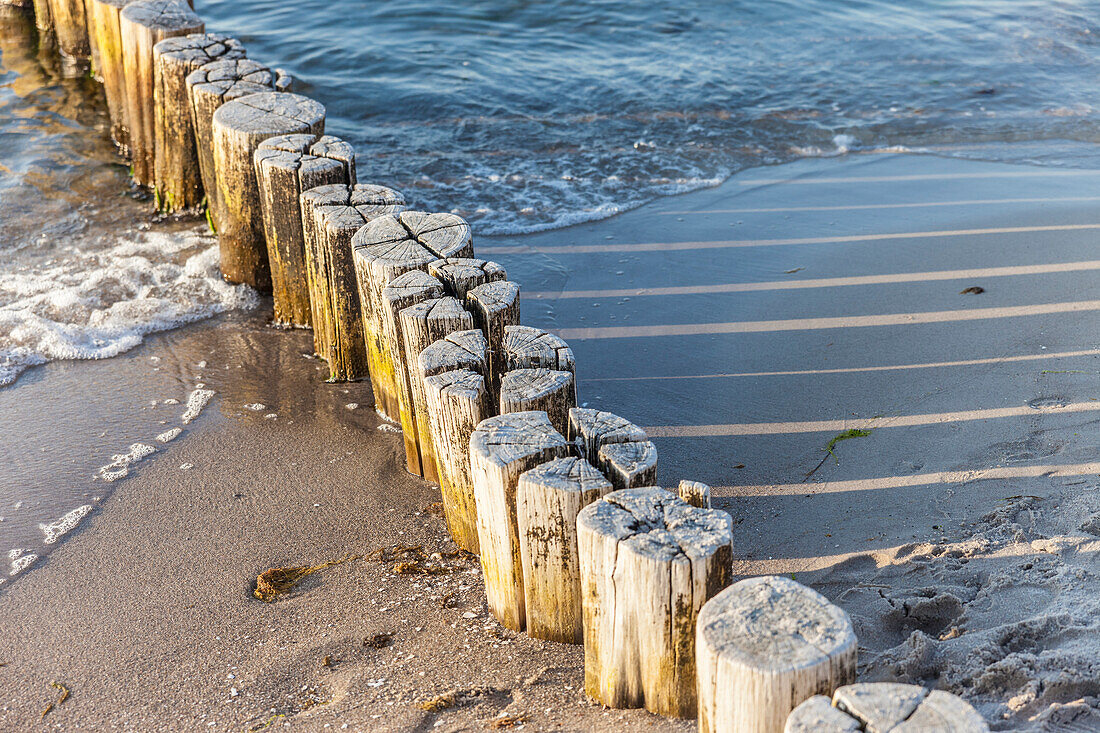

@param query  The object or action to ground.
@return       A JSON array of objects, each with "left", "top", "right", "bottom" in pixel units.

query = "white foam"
[
  {"left": 181, "top": 388, "right": 215, "bottom": 424},
  {"left": 9, "top": 551, "right": 38, "bottom": 576},
  {"left": 97, "top": 442, "right": 155, "bottom": 482},
  {"left": 156, "top": 427, "right": 183, "bottom": 443},
  {"left": 0, "top": 229, "right": 258, "bottom": 387},
  {"left": 40, "top": 504, "right": 92, "bottom": 544}
]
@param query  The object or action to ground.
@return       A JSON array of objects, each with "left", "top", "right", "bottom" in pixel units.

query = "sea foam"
[{"left": 0, "top": 228, "right": 258, "bottom": 387}]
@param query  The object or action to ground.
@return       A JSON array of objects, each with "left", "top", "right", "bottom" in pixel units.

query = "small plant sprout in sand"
[{"left": 806, "top": 428, "right": 873, "bottom": 478}]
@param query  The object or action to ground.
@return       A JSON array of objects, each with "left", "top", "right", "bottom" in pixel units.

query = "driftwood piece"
[
  {"left": 350, "top": 211, "right": 472, "bottom": 421},
  {"left": 47, "top": 0, "right": 88, "bottom": 58},
  {"left": 503, "top": 324, "right": 575, "bottom": 373},
  {"left": 378, "top": 272, "right": 444, "bottom": 472},
  {"left": 398, "top": 296, "right": 473, "bottom": 481},
  {"left": 211, "top": 91, "right": 325, "bottom": 290},
  {"left": 598, "top": 439, "right": 658, "bottom": 490},
  {"left": 86, "top": 0, "right": 135, "bottom": 151},
  {"left": 786, "top": 684, "right": 988, "bottom": 733},
  {"left": 254, "top": 133, "right": 355, "bottom": 327},
  {"left": 697, "top": 575, "right": 857, "bottom": 733},
  {"left": 679, "top": 480, "right": 711, "bottom": 509},
  {"left": 516, "top": 456, "right": 611, "bottom": 644},
  {"left": 186, "top": 58, "right": 278, "bottom": 226},
  {"left": 300, "top": 183, "right": 406, "bottom": 380},
  {"left": 568, "top": 407, "right": 648, "bottom": 463},
  {"left": 470, "top": 411, "right": 570, "bottom": 631},
  {"left": 422, "top": 363, "right": 489, "bottom": 554},
  {"left": 578, "top": 487, "right": 733, "bottom": 718},
  {"left": 152, "top": 33, "right": 245, "bottom": 213},
  {"left": 119, "top": 0, "right": 203, "bottom": 186},
  {"left": 427, "top": 257, "right": 506, "bottom": 302},
  {"left": 467, "top": 279, "right": 520, "bottom": 400},
  {"left": 499, "top": 368, "right": 576, "bottom": 437}
]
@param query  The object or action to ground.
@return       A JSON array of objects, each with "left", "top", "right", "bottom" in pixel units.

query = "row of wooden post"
[{"left": 11, "top": 2, "right": 989, "bottom": 731}]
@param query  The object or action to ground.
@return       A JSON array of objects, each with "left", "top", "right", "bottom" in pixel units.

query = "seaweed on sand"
[{"left": 253, "top": 553, "right": 359, "bottom": 602}]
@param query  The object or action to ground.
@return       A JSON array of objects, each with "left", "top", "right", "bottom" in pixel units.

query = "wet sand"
[{"left": 3, "top": 152, "right": 1100, "bottom": 730}]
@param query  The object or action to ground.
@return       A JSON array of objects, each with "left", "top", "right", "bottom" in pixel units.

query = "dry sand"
[{"left": 4, "top": 151, "right": 1100, "bottom": 731}]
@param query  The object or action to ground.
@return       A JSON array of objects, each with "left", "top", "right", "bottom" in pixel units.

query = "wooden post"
[
  {"left": 422, "top": 360, "right": 489, "bottom": 554},
  {"left": 418, "top": 330, "right": 487, "bottom": 552},
  {"left": 86, "top": 0, "right": 136, "bottom": 154},
  {"left": 679, "top": 479, "right": 711, "bottom": 509},
  {"left": 47, "top": 0, "right": 89, "bottom": 58},
  {"left": 398, "top": 296, "right": 474, "bottom": 481},
  {"left": 799, "top": 684, "right": 988, "bottom": 733},
  {"left": 379, "top": 272, "right": 445, "bottom": 469},
  {"left": 503, "top": 325, "right": 575, "bottom": 373},
  {"left": 568, "top": 407, "right": 648, "bottom": 463},
  {"left": 350, "top": 211, "right": 472, "bottom": 421},
  {"left": 187, "top": 59, "right": 280, "bottom": 228},
  {"left": 299, "top": 183, "right": 406, "bottom": 381},
  {"left": 578, "top": 487, "right": 733, "bottom": 718},
  {"left": 597, "top": 439, "right": 658, "bottom": 490},
  {"left": 32, "top": 0, "right": 51, "bottom": 34},
  {"left": 211, "top": 91, "right": 325, "bottom": 290},
  {"left": 499, "top": 368, "right": 576, "bottom": 437},
  {"left": 152, "top": 33, "right": 245, "bottom": 213},
  {"left": 254, "top": 133, "right": 355, "bottom": 327},
  {"left": 696, "top": 576, "right": 857, "bottom": 733},
  {"left": 469, "top": 411, "right": 570, "bottom": 631},
  {"left": 119, "top": 0, "right": 203, "bottom": 187},
  {"left": 427, "top": 257, "right": 507, "bottom": 302},
  {"left": 516, "top": 456, "right": 610, "bottom": 644},
  {"left": 467, "top": 279, "right": 520, "bottom": 400}
]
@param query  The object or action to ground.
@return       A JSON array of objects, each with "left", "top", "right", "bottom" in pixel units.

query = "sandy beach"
[{"left": 2, "top": 149, "right": 1100, "bottom": 730}]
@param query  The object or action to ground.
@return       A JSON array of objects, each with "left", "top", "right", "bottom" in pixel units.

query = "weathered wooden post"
[
  {"left": 578, "top": 487, "right": 733, "bottom": 718},
  {"left": 470, "top": 411, "right": 570, "bottom": 631},
  {"left": 32, "top": 0, "right": 51, "bottom": 34},
  {"left": 211, "top": 91, "right": 325, "bottom": 290},
  {"left": 679, "top": 479, "right": 712, "bottom": 509},
  {"left": 785, "top": 684, "right": 987, "bottom": 733},
  {"left": 427, "top": 257, "right": 507, "bottom": 302},
  {"left": 254, "top": 133, "right": 355, "bottom": 327},
  {"left": 86, "top": 0, "right": 135, "bottom": 152},
  {"left": 499, "top": 368, "right": 576, "bottom": 436},
  {"left": 503, "top": 325, "right": 576, "bottom": 373},
  {"left": 299, "top": 183, "right": 406, "bottom": 380},
  {"left": 379, "top": 271, "right": 445, "bottom": 468},
  {"left": 119, "top": 0, "right": 203, "bottom": 187},
  {"left": 47, "top": 0, "right": 89, "bottom": 58},
  {"left": 350, "top": 211, "right": 472, "bottom": 420},
  {"left": 419, "top": 330, "right": 488, "bottom": 553},
  {"left": 516, "top": 456, "right": 610, "bottom": 644},
  {"left": 187, "top": 59, "right": 281, "bottom": 226},
  {"left": 467, "top": 279, "right": 520, "bottom": 400},
  {"left": 152, "top": 33, "right": 245, "bottom": 213},
  {"left": 696, "top": 576, "right": 857, "bottom": 733},
  {"left": 598, "top": 439, "right": 658, "bottom": 489},
  {"left": 568, "top": 407, "right": 648, "bottom": 463},
  {"left": 398, "top": 295, "right": 474, "bottom": 480}
]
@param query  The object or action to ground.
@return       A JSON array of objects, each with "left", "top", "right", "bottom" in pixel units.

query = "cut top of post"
[
  {"left": 301, "top": 183, "right": 407, "bottom": 236},
  {"left": 419, "top": 329, "right": 488, "bottom": 377},
  {"left": 522, "top": 456, "right": 610, "bottom": 495},
  {"left": 578, "top": 487, "right": 732, "bottom": 565},
  {"left": 469, "top": 411, "right": 568, "bottom": 469},
  {"left": 212, "top": 92, "right": 325, "bottom": 137},
  {"left": 568, "top": 407, "right": 647, "bottom": 462},
  {"left": 153, "top": 32, "right": 245, "bottom": 69},
  {"left": 186, "top": 58, "right": 278, "bottom": 101},
  {"left": 504, "top": 325, "right": 575, "bottom": 372},
  {"left": 254, "top": 133, "right": 356, "bottom": 184},
  {"left": 697, "top": 575, "right": 856, "bottom": 675},
  {"left": 121, "top": 0, "right": 200, "bottom": 31},
  {"left": 428, "top": 257, "right": 507, "bottom": 301},
  {"left": 352, "top": 211, "right": 473, "bottom": 265}
]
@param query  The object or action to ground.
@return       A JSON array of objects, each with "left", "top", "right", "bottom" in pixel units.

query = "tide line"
[{"left": 558, "top": 299, "right": 1100, "bottom": 340}]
